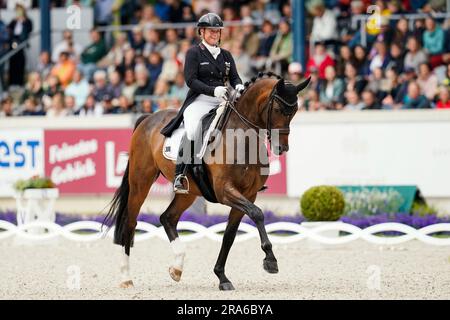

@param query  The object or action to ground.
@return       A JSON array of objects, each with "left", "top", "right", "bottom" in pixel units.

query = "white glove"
[
  {"left": 214, "top": 86, "right": 228, "bottom": 99},
  {"left": 235, "top": 84, "right": 245, "bottom": 97}
]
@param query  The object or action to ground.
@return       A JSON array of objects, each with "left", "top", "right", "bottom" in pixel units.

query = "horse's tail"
[
  {"left": 102, "top": 114, "right": 150, "bottom": 245},
  {"left": 102, "top": 161, "right": 130, "bottom": 245}
]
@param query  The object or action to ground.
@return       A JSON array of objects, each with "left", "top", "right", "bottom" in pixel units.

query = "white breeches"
[{"left": 183, "top": 94, "right": 221, "bottom": 140}]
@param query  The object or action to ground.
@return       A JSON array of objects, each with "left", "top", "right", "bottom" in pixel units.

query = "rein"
[{"left": 226, "top": 82, "right": 297, "bottom": 142}]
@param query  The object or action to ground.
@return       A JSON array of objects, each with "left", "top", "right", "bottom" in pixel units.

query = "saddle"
[{"left": 163, "top": 99, "right": 233, "bottom": 202}]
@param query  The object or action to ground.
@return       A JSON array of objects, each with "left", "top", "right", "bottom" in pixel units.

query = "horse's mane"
[{"left": 236, "top": 71, "right": 283, "bottom": 102}]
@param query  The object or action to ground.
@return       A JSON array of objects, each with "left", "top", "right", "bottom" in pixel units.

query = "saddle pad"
[{"left": 162, "top": 103, "right": 226, "bottom": 161}]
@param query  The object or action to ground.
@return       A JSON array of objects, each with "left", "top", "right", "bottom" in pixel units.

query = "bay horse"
[{"left": 103, "top": 72, "right": 310, "bottom": 290}]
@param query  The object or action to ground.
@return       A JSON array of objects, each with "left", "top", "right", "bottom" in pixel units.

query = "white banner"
[
  {"left": 287, "top": 116, "right": 450, "bottom": 198},
  {"left": 0, "top": 129, "right": 45, "bottom": 196}
]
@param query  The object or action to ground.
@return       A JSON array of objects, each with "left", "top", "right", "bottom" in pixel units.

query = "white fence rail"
[{"left": 1, "top": 220, "right": 450, "bottom": 246}]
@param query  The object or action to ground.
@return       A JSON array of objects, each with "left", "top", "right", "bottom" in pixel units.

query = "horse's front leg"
[
  {"left": 213, "top": 208, "right": 244, "bottom": 290},
  {"left": 221, "top": 186, "right": 278, "bottom": 275}
]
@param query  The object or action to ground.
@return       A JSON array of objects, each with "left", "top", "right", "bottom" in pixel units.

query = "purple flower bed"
[{"left": 1, "top": 210, "right": 450, "bottom": 236}]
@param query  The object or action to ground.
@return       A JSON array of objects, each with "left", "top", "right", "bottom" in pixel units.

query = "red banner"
[{"left": 44, "top": 129, "right": 286, "bottom": 195}]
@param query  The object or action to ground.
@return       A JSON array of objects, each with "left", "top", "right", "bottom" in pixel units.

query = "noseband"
[{"left": 227, "top": 84, "right": 297, "bottom": 142}]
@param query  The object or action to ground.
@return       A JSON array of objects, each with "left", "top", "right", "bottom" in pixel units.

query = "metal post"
[
  {"left": 292, "top": 0, "right": 306, "bottom": 69},
  {"left": 40, "top": 0, "right": 51, "bottom": 54}
]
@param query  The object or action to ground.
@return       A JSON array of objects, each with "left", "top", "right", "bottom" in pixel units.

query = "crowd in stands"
[{"left": 0, "top": 0, "right": 449, "bottom": 118}]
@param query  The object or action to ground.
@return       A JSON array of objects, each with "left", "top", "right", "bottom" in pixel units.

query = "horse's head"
[{"left": 267, "top": 77, "right": 311, "bottom": 155}]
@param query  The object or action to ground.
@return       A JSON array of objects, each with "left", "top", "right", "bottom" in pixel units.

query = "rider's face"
[{"left": 202, "top": 28, "right": 221, "bottom": 46}]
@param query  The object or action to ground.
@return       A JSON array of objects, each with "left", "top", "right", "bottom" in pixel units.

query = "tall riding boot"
[{"left": 173, "top": 134, "right": 191, "bottom": 193}]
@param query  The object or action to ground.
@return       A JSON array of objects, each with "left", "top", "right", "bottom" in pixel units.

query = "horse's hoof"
[
  {"left": 169, "top": 266, "right": 182, "bottom": 282},
  {"left": 219, "top": 282, "right": 235, "bottom": 291},
  {"left": 119, "top": 280, "right": 134, "bottom": 288},
  {"left": 263, "top": 259, "right": 279, "bottom": 274}
]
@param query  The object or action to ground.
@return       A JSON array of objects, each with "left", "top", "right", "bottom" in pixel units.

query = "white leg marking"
[
  {"left": 120, "top": 247, "right": 132, "bottom": 283},
  {"left": 170, "top": 238, "right": 186, "bottom": 271}
]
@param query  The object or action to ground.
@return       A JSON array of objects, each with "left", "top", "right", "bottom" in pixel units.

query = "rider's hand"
[
  {"left": 235, "top": 84, "right": 245, "bottom": 97},
  {"left": 214, "top": 86, "right": 228, "bottom": 99}
]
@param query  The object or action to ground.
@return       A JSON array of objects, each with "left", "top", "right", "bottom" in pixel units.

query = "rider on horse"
[{"left": 160, "top": 13, "right": 245, "bottom": 193}]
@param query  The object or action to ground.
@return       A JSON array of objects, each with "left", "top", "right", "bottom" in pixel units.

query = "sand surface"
[{"left": 1, "top": 237, "right": 449, "bottom": 300}]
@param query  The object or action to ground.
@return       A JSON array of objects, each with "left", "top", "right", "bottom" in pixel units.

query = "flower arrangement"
[
  {"left": 343, "top": 188, "right": 404, "bottom": 216},
  {"left": 13, "top": 176, "right": 56, "bottom": 192}
]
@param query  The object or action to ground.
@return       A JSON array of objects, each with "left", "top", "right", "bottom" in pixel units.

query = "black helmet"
[{"left": 197, "top": 13, "right": 224, "bottom": 33}]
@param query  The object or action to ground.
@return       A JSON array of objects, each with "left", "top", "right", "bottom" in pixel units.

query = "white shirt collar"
[{"left": 202, "top": 40, "right": 221, "bottom": 59}]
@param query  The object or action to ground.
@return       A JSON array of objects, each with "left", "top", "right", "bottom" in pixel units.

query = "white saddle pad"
[{"left": 163, "top": 104, "right": 226, "bottom": 161}]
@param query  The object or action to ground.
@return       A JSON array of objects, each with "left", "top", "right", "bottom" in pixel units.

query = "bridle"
[{"left": 226, "top": 83, "right": 298, "bottom": 142}]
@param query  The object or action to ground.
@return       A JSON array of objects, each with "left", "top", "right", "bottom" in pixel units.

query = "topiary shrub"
[
  {"left": 300, "top": 185, "right": 345, "bottom": 221},
  {"left": 13, "top": 176, "right": 55, "bottom": 192}
]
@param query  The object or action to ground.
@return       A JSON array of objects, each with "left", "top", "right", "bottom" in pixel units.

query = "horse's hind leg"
[
  {"left": 160, "top": 193, "right": 197, "bottom": 282},
  {"left": 120, "top": 156, "right": 159, "bottom": 288},
  {"left": 213, "top": 208, "right": 244, "bottom": 291}
]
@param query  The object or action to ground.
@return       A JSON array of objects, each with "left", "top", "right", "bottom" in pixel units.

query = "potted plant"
[
  {"left": 300, "top": 185, "right": 345, "bottom": 248},
  {"left": 13, "top": 176, "right": 59, "bottom": 234}
]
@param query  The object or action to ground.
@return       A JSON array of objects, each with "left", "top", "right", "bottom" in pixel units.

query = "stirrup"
[{"left": 173, "top": 174, "right": 189, "bottom": 194}]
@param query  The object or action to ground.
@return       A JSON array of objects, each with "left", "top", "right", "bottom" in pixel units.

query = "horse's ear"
[
  {"left": 275, "top": 79, "right": 285, "bottom": 92},
  {"left": 296, "top": 77, "right": 311, "bottom": 92}
]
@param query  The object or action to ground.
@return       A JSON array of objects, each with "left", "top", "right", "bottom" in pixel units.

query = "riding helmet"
[{"left": 197, "top": 13, "right": 224, "bottom": 34}]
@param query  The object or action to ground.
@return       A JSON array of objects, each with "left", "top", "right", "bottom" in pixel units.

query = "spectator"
[
  {"left": 366, "top": 67, "right": 386, "bottom": 101},
  {"left": 134, "top": 64, "right": 153, "bottom": 98},
  {"left": 436, "top": 86, "right": 450, "bottom": 109},
  {"left": 46, "top": 92, "right": 69, "bottom": 117},
  {"left": 97, "top": 32, "right": 130, "bottom": 70},
  {"left": 369, "top": 41, "right": 391, "bottom": 73},
  {"left": 252, "top": 19, "right": 276, "bottom": 72},
  {"left": 351, "top": 45, "right": 370, "bottom": 77},
  {"left": 130, "top": 26, "right": 146, "bottom": 56},
  {"left": 7, "top": 4, "right": 33, "bottom": 87},
  {"left": 159, "top": 46, "right": 180, "bottom": 82},
  {"left": 392, "top": 18, "right": 412, "bottom": 51},
  {"left": 231, "top": 41, "right": 253, "bottom": 83},
  {"left": 121, "top": 68, "right": 137, "bottom": 103},
  {"left": 306, "top": 41, "right": 335, "bottom": 80},
  {"left": 64, "top": 95, "right": 77, "bottom": 115},
  {"left": 160, "top": 28, "right": 179, "bottom": 61},
  {"left": 309, "top": 1, "right": 338, "bottom": 45},
  {"left": 0, "top": 96, "right": 15, "bottom": 116},
  {"left": 140, "top": 4, "right": 161, "bottom": 28},
  {"left": 387, "top": 42, "right": 405, "bottom": 74},
  {"left": 344, "top": 62, "right": 367, "bottom": 95},
  {"left": 344, "top": 90, "right": 364, "bottom": 111},
  {"left": 51, "top": 52, "right": 76, "bottom": 88},
  {"left": 147, "top": 51, "right": 163, "bottom": 84},
  {"left": 21, "top": 72, "right": 44, "bottom": 103},
  {"left": 404, "top": 36, "right": 428, "bottom": 73},
  {"left": 268, "top": 19, "right": 292, "bottom": 76},
  {"left": 77, "top": 94, "right": 103, "bottom": 116},
  {"left": 79, "top": 28, "right": 107, "bottom": 80},
  {"left": 116, "top": 95, "right": 134, "bottom": 113},
  {"left": 117, "top": 48, "right": 136, "bottom": 77},
  {"left": 52, "top": 29, "right": 83, "bottom": 63},
  {"left": 21, "top": 97, "right": 45, "bottom": 116},
  {"left": 65, "top": 69, "right": 90, "bottom": 112},
  {"left": 36, "top": 51, "right": 53, "bottom": 80},
  {"left": 403, "top": 81, "right": 431, "bottom": 109},
  {"left": 143, "top": 29, "right": 166, "bottom": 57},
  {"left": 423, "top": 15, "right": 445, "bottom": 68},
  {"left": 169, "top": 71, "right": 188, "bottom": 102},
  {"left": 319, "top": 65, "right": 345, "bottom": 110},
  {"left": 303, "top": 89, "right": 324, "bottom": 112},
  {"left": 94, "top": 0, "right": 114, "bottom": 27},
  {"left": 361, "top": 90, "right": 382, "bottom": 110},
  {"left": 92, "top": 70, "right": 114, "bottom": 102},
  {"left": 240, "top": 17, "right": 259, "bottom": 58},
  {"left": 108, "top": 70, "right": 123, "bottom": 101},
  {"left": 393, "top": 67, "right": 417, "bottom": 105},
  {"left": 417, "top": 62, "right": 438, "bottom": 100},
  {"left": 336, "top": 45, "right": 352, "bottom": 78}
]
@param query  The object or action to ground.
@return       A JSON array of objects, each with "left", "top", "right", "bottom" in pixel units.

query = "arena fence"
[{"left": 1, "top": 220, "right": 450, "bottom": 246}]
